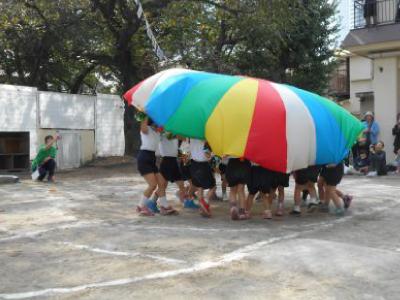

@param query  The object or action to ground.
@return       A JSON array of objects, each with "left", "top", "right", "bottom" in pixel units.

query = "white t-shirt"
[
  {"left": 140, "top": 127, "right": 160, "bottom": 151},
  {"left": 190, "top": 139, "right": 208, "bottom": 162},
  {"left": 159, "top": 136, "right": 178, "bottom": 157}
]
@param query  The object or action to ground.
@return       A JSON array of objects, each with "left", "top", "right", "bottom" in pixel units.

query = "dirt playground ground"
[{"left": 1, "top": 157, "right": 400, "bottom": 299}]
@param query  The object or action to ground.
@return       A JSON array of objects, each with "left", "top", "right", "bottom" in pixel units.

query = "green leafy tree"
[{"left": 1, "top": 0, "right": 339, "bottom": 153}]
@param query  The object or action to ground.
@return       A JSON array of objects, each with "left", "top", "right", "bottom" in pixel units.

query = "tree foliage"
[{"left": 0, "top": 0, "right": 339, "bottom": 153}]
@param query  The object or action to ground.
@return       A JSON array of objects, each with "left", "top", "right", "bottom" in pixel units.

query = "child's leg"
[
  {"left": 198, "top": 186, "right": 212, "bottom": 217},
  {"left": 206, "top": 186, "right": 217, "bottom": 202},
  {"left": 306, "top": 181, "right": 319, "bottom": 212},
  {"left": 229, "top": 185, "right": 239, "bottom": 220},
  {"left": 307, "top": 182, "right": 318, "bottom": 200},
  {"left": 237, "top": 184, "right": 246, "bottom": 210},
  {"left": 262, "top": 192, "right": 272, "bottom": 210},
  {"left": 137, "top": 173, "right": 158, "bottom": 216},
  {"left": 261, "top": 193, "right": 273, "bottom": 219},
  {"left": 274, "top": 186, "right": 284, "bottom": 216},
  {"left": 237, "top": 184, "right": 249, "bottom": 219},
  {"left": 221, "top": 174, "right": 227, "bottom": 198},
  {"left": 246, "top": 193, "right": 255, "bottom": 212},
  {"left": 176, "top": 180, "right": 186, "bottom": 202},
  {"left": 317, "top": 177, "right": 326, "bottom": 203},
  {"left": 335, "top": 188, "right": 344, "bottom": 199},
  {"left": 278, "top": 186, "right": 285, "bottom": 204},
  {"left": 155, "top": 173, "right": 178, "bottom": 214},
  {"left": 197, "top": 187, "right": 204, "bottom": 200},
  {"left": 188, "top": 180, "right": 196, "bottom": 198},
  {"left": 143, "top": 173, "right": 158, "bottom": 200},
  {"left": 326, "top": 185, "right": 344, "bottom": 215},
  {"left": 156, "top": 173, "right": 168, "bottom": 201},
  {"left": 229, "top": 185, "right": 238, "bottom": 206},
  {"left": 292, "top": 184, "right": 304, "bottom": 213}
]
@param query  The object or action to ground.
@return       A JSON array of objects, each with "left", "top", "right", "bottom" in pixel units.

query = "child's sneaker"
[
  {"left": 159, "top": 205, "right": 179, "bottom": 216},
  {"left": 262, "top": 210, "right": 272, "bottom": 219},
  {"left": 366, "top": 171, "right": 377, "bottom": 177},
  {"left": 334, "top": 207, "right": 345, "bottom": 217},
  {"left": 275, "top": 207, "right": 284, "bottom": 217},
  {"left": 290, "top": 209, "right": 301, "bottom": 216},
  {"left": 343, "top": 195, "right": 353, "bottom": 210},
  {"left": 199, "top": 198, "right": 211, "bottom": 218},
  {"left": 238, "top": 208, "right": 250, "bottom": 220},
  {"left": 146, "top": 200, "right": 160, "bottom": 214},
  {"left": 184, "top": 199, "right": 200, "bottom": 209},
  {"left": 307, "top": 198, "right": 319, "bottom": 213},
  {"left": 136, "top": 205, "right": 155, "bottom": 217}
]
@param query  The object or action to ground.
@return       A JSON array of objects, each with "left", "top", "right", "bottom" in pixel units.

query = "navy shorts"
[
  {"left": 271, "top": 172, "right": 290, "bottom": 189},
  {"left": 179, "top": 160, "right": 191, "bottom": 181},
  {"left": 320, "top": 163, "right": 344, "bottom": 186},
  {"left": 160, "top": 157, "right": 182, "bottom": 182},
  {"left": 190, "top": 160, "right": 216, "bottom": 189},
  {"left": 226, "top": 158, "right": 251, "bottom": 187},
  {"left": 247, "top": 166, "right": 273, "bottom": 195},
  {"left": 137, "top": 150, "right": 158, "bottom": 176},
  {"left": 294, "top": 166, "right": 321, "bottom": 185}
]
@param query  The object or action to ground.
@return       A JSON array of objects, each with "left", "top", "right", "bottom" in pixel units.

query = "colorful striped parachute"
[{"left": 124, "top": 69, "right": 364, "bottom": 173}]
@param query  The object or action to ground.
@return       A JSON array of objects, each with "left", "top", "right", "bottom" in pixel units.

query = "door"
[
  {"left": 56, "top": 131, "right": 81, "bottom": 170},
  {"left": 95, "top": 94, "right": 125, "bottom": 157}
]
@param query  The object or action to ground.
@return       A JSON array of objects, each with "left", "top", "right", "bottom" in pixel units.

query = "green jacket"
[{"left": 31, "top": 144, "right": 57, "bottom": 171}]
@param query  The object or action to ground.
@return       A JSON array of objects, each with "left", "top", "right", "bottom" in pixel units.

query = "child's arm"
[{"left": 44, "top": 134, "right": 60, "bottom": 150}]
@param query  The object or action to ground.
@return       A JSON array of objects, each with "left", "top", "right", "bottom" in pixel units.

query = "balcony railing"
[{"left": 354, "top": 0, "right": 400, "bottom": 29}]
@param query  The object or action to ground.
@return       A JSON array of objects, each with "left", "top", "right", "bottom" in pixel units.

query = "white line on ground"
[
  {"left": 0, "top": 233, "right": 298, "bottom": 300},
  {"left": 0, "top": 209, "right": 376, "bottom": 300},
  {"left": 0, "top": 204, "right": 397, "bottom": 299},
  {"left": 60, "top": 242, "right": 186, "bottom": 265},
  {"left": 0, "top": 221, "right": 102, "bottom": 243}
]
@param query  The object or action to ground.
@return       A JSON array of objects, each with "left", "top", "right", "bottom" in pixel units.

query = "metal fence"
[{"left": 354, "top": 0, "right": 400, "bottom": 28}]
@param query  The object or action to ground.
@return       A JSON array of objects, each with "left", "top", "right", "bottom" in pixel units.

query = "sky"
[{"left": 336, "top": 0, "right": 350, "bottom": 43}]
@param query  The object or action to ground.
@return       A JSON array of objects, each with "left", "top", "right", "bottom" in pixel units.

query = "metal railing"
[{"left": 354, "top": 0, "right": 400, "bottom": 28}]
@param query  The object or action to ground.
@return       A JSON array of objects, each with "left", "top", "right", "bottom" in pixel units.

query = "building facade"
[
  {"left": 0, "top": 84, "right": 125, "bottom": 172},
  {"left": 343, "top": 0, "right": 400, "bottom": 161}
]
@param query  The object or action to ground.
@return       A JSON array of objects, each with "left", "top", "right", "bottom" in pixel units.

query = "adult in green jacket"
[{"left": 32, "top": 135, "right": 59, "bottom": 182}]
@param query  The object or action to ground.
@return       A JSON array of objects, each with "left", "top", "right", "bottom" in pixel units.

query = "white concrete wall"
[
  {"left": 38, "top": 129, "right": 95, "bottom": 170},
  {"left": 38, "top": 92, "right": 95, "bottom": 130},
  {"left": 1, "top": 84, "right": 125, "bottom": 166},
  {"left": 349, "top": 80, "right": 374, "bottom": 113},
  {"left": 348, "top": 57, "right": 374, "bottom": 114},
  {"left": 0, "top": 84, "right": 38, "bottom": 159},
  {"left": 350, "top": 57, "right": 373, "bottom": 81},
  {"left": 373, "top": 57, "right": 399, "bottom": 162},
  {"left": 95, "top": 94, "right": 125, "bottom": 157}
]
